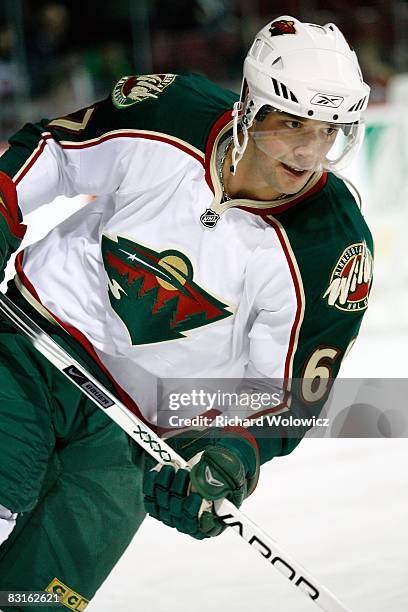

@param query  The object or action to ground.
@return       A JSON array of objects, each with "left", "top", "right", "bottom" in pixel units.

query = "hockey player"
[{"left": 0, "top": 16, "right": 372, "bottom": 609}]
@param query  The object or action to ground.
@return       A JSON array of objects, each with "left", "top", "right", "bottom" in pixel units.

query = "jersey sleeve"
[
  {"left": 0, "top": 96, "right": 148, "bottom": 278},
  {"left": 0, "top": 72, "right": 236, "bottom": 216},
  {"left": 234, "top": 203, "right": 374, "bottom": 465},
  {"left": 0, "top": 99, "right": 149, "bottom": 216}
]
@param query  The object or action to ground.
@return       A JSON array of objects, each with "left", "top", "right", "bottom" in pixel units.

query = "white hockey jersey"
[{"left": 0, "top": 74, "right": 373, "bottom": 461}]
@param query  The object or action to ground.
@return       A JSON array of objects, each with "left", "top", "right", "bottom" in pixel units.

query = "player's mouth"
[{"left": 280, "top": 162, "right": 309, "bottom": 178}]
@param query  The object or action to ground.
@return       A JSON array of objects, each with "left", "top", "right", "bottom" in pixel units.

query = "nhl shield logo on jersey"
[
  {"left": 323, "top": 242, "right": 373, "bottom": 312},
  {"left": 112, "top": 74, "right": 176, "bottom": 108},
  {"left": 200, "top": 208, "right": 220, "bottom": 228},
  {"left": 269, "top": 20, "right": 297, "bottom": 37},
  {"left": 101, "top": 235, "right": 232, "bottom": 344}
]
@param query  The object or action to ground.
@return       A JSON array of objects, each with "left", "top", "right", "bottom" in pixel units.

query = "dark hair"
[{"left": 255, "top": 104, "right": 274, "bottom": 122}]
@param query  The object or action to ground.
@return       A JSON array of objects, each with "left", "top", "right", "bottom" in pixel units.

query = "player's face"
[{"left": 248, "top": 112, "right": 339, "bottom": 194}]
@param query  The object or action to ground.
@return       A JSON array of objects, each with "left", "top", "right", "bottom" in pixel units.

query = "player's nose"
[{"left": 292, "top": 134, "right": 324, "bottom": 169}]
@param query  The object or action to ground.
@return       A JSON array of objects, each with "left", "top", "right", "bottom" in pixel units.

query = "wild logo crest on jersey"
[
  {"left": 323, "top": 242, "right": 373, "bottom": 312},
  {"left": 101, "top": 235, "right": 232, "bottom": 345},
  {"left": 269, "top": 20, "right": 296, "bottom": 37},
  {"left": 112, "top": 74, "right": 176, "bottom": 108}
]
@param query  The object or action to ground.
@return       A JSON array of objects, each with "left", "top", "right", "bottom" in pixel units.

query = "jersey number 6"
[{"left": 301, "top": 346, "right": 341, "bottom": 403}]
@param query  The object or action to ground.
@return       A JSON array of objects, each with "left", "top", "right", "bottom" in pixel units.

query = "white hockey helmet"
[{"left": 232, "top": 16, "right": 371, "bottom": 173}]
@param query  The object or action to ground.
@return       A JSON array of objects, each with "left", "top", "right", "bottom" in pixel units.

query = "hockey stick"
[{"left": 0, "top": 292, "right": 351, "bottom": 612}]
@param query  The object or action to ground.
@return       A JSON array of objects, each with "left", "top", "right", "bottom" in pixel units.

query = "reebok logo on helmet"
[{"left": 310, "top": 94, "right": 344, "bottom": 108}]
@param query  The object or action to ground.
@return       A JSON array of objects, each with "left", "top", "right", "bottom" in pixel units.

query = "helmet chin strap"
[{"left": 231, "top": 101, "right": 248, "bottom": 175}]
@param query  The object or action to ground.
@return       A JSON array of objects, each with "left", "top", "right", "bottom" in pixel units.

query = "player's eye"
[
  {"left": 284, "top": 120, "right": 303, "bottom": 129},
  {"left": 324, "top": 126, "right": 339, "bottom": 136}
]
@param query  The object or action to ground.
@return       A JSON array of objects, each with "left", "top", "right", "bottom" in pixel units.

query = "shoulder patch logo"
[
  {"left": 323, "top": 242, "right": 373, "bottom": 312},
  {"left": 112, "top": 74, "right": 176, "bottom": 108},
  {"left": 101, "top": 235, "right": 233, "bottom": 345},
  {"left": 269, "top": 20, "right": 296, "bottom": 37}
]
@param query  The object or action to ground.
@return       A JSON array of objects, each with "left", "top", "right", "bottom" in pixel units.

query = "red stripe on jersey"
[
  {"left": 42, "top": 131, "right": 206, "bottom": 166},
  {"left": 0, "top": 171, "right": 27, "bottom": 239},
  {"left": 15, "top": 252, "right": 42, "bottom": 300},
  {"left": 263, "top": 218, "right": 304, "bottom": 385},
  {"left": 204, "top": 111, "right": 233, "bottom": 192},
  {"left": 14, "top": 139, "right": 47, "bottom": 186},
  {"left": 14, "top": 256, "right": 150, "bottom": 429}
]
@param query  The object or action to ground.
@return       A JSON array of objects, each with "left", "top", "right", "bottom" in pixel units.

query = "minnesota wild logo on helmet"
[
  {"left": 269, "top": 20, "right": 296, "bottom": 36},
  {"left": 101, "top": 235, "right": 232, "bottom": 345}
]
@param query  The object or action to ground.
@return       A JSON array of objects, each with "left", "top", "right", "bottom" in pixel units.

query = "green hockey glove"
[{"left": 143, "top": 429, "right": 260, "bottom": 540}]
